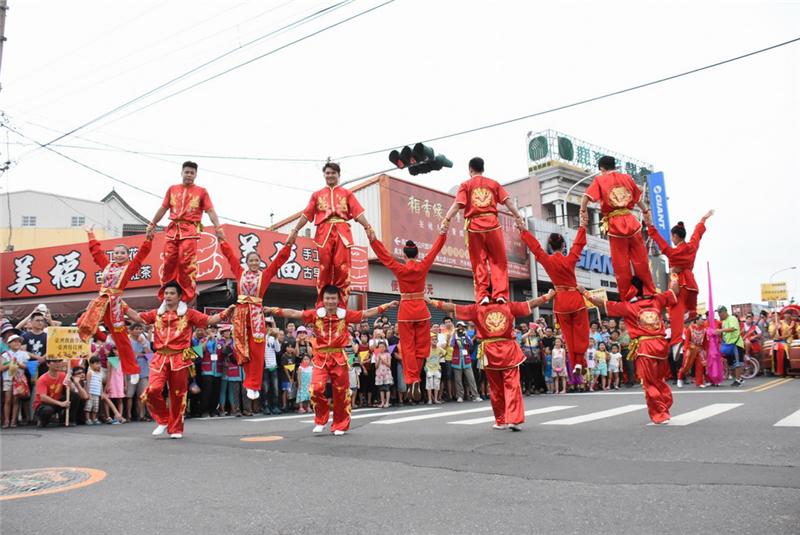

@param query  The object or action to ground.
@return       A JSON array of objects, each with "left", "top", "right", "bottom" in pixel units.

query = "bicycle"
[{"left": 741, "top": 354, "right": 760, "bottom": 380}]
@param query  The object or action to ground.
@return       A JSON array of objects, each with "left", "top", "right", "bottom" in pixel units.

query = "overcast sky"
[{"left": 2, "top": 0, "right": 798, "bottom": 307}]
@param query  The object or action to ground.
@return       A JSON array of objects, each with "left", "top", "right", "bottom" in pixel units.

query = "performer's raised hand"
[
  {"left": 514, "top": 216, "right": 526, "bottom": 232},
  {"left": 366, "top": 227, "right": 377, "bottom": 242},
  {"left": 82, "top": 224, "right": 95, "bottom": 234},
  {"left": 642, "top": 209, "right": 653, "bottom": 226},
  {"left": 215, "top": 226, "right": 226, "bottom": 240},
  {"left": 545, "top": 288, "right": 556, "bottom": 300},
  {"left": 286, "top": 231, "right": 297, "bottom": 246},
  {"left": 438, "top": 217, "right": 450, "bottom": 234},
  {"left": 702, "top": 209, "right": 714, "bottom": 222},
  {"left": 145, "top": 225, "right": 155, "bottom": 240},
  {"left": 386, "top": 300, "right": 399, "bottom": 309},
  {"left": 579, "top": 210, "right": 589, "bottom": 228}
]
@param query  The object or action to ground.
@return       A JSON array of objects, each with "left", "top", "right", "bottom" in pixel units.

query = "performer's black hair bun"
[
  {"left": 677, "top": 221, "right": 685, "bottom": 228},
  {"left": 405, "top": 240, "right": 416, "bottom": 247}
]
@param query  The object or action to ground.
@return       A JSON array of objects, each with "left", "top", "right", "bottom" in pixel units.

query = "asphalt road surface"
[{"left": 2, "top": 376, "right": 798, "bottom": 535}]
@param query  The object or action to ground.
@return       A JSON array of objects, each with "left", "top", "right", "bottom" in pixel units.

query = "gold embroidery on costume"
[
  {"left": 187, "top": 195, "right": 200, "bottom": 211},
  {"left": 637, "top": 310, "right": 661, "bottom": 331},
  {"left": 485, "top": 311, "right": 508, "bottom": 334},
  {"left": 317, "top": 195, "right": 330, "bottom": 212},
  {"left": 471, "top": 187, "right": 493, "bottom": 208},
  {"left": 608, "top": 186, "right": 632, "bottom": 208}
]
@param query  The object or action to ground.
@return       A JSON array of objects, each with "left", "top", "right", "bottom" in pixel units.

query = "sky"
[{"left": 1, "top": 0, "right": 798, "bottom": 307}]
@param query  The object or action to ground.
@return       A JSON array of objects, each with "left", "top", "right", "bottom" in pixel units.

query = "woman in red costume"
[
  {"left": 219, "top": 234, "right": 294, "bottom": 400},
  {"left": 369, "top": 222, "right": 449, "bottom": 399}
]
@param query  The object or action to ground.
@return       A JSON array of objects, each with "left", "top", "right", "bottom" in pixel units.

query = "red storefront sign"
[
  {"left": 1, "top": 224, "right": 368, "bottom": 299},
  {"left": 384, "top": 180, "right": 528, "bottom": 278}
]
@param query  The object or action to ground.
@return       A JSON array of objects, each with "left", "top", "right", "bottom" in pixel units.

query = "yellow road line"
[
  {"left": 753, "top": 378, "right": 793, "bottom": 393},
  {"left": 743, "top": 377, "right": 785, "bottom": 392}
]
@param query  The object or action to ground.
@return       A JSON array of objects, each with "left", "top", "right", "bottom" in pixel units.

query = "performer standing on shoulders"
[
  {"left": 369, "top": 220, "right": 449, "bottom": 400},
  {"left": 519, "top": 217, "right": 589, "bottom": 371},
  {"left": 441, "top": 157, "right": 526, "bottom": 305},
  {"left": 125, "top": 281, "right": 233, "bottom": 439},
  {"left": 427, "top": 290, "right": 554, "bottom": 431},
  {"left": 77, "top": 224, "right": 153, "bottom": 385},
  {"left": 267, "top": 286, "right": 397, "bottom": 435},
  {"left": 146, "top": 161, "right": 224, "bottom": 303},
  {"left": 580, "top": 156, "right": 655, "bottom": 301},
  {"left": 288, "top": 162, "right": 374, "bottom": 307},
  {"left": 583, "top": 276, "right": 680, "bottom": 424},
  {"left": 645, "top": 210, "right": 713, "bottom": 351},
  {"left": 219, "top": 233, "right": 295, "bottom": 401}
]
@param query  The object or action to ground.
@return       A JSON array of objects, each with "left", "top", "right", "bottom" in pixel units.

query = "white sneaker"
[
  {"left": 456, "top": 397, "right": 463, "bottom": 403},
  {"left": 333, "top": 430, "right": 346, "bottom": 436},
  {"left": 698, "top": 383, "right": 707, "bottom": 389},
  {"left": 170, "top": 433, "right": 183, "bottom": 439},
  {"left": 508, "top": 424, "right": 522, "bottom": 432},
  {"left": 152, "top": 424, "right": 168, "bottom": 436},
  {"left": 472, "top": 397, "right": 482, "bottom": 403},
  {"left": 479, "top": 296, "right": 490, "bottom": 305},
  {"left": 676, "top": 379, "right": 683, "bottom": 388},
  {"left": 312, "top": 424, "right": 325, "bottom": 433},
  {"left": 246, "top": 389, "right": 260, "bottom": 400},
  {"left": 129, "top": 374, "right": 140, "bottom": 385},
  {"left": 492, "top": 423, "right": 508, "bottom": 430}
]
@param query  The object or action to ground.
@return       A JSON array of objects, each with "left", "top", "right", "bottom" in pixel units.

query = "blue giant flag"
[{"left": 646, "top": 172, "right": 671, "bottom": 243}]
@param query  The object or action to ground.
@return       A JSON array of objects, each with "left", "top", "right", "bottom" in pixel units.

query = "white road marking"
[
  {"left": 448, "top": 405, "right": 576, "bottom": 425},
  {"left": 247, "top": 408, "right": 378, "bottom": 423},
  {"left": 651, "top": 403, "right": 743, "bottom": 426},
  {"left": 541, "top": 404, "right": 646, "bottom": 425},
  {"left": 774, "top": 408, "right": 800, "bottom": 427},
  {"left": 299, "top": 407, "right": 438, "bottom": 423},
  {"left": 372, "top": 406, "right": 493, "bottom": 424}
]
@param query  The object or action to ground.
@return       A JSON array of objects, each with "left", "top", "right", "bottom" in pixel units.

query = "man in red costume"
[
  {"left": 583, "top": 276, "right": 680, "bottom": 424},
  {"left": 268, "top": 286, "right": 397, "bottom": 435},
  {"left": 442, "top": 157, "right": 526, "bottom": 305},
  {"left": 427, "top": 290, "right": 554, "bottom": 430},
  {"left": 77, "top": 225, "right": 153, "bottom": 384},
  {"left": 288, "top": 162, "right": 374, "bottom": 306},
  {"left": 219, "top": 233, "right": 294, "bottom": 400},
  {"left": 680, "top": 315, "right": 708, "bottom": 388},
  {"left": 147, "top": 161, "right": 224, "bottom": 303},
  {"left": 369, "top": 223, "right": 449, "bottom": 400},
  {"left": 519, "top": 220, "right": 589, "bottom": 370},
  {"left": 580, "top": 156, "right": 655, "bottom": 301},
  {"left": 645, "top": 209, "right": 713, "bottom": 348},
  {"left": 125, "top": 281, "right": 233, "bottom": 439}
]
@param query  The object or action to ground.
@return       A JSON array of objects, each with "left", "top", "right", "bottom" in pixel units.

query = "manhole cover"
[{"left": 0, "top": 467, "right": 106, "bottom": 501}]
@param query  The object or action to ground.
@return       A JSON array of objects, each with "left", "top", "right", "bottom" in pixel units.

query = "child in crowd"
[
  {"left": 281, "top": 344, "right": 297, "bottom": 412},
  {"left": 426, "top": 334, "right": 444, "bottom": 404},
  {"left": 2, "top": 334, "right": 30, "bottom": 428},
  {"left": 609, "top": 343, "right": 622, "bottom": 389},
  {"left": 543, "top": 346, "right": 553, "bottom": 394},
  {"left": 373, "top": 340, "right": 394, "bottom": 408},
  {"left": 296, "top": 355, "right": 312, "bottom": 413},
  {"left": 348, "top": 342, "right": 361, "bottom": 410},
  {"left": 357, "top": 333, "right": 373, "bottom": 408},
  {"left": 551, "top": 337, "right": 567, "bottom": 394},
  {"left": 85, "top": 356, "right": 103, "bottom": 424},
  {"left": 591, "top": 342, "right": 609, "bottom": 391},
  {"left": 219, "top": 335, "right": 242, "bottom": 416}
]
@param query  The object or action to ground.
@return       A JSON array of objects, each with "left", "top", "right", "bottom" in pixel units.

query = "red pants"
[
  {"left": 668, "top": 288, "right": 698, "bottom": 345},
  {"left": 161, "top": 238, "right": 198, "bottom": 302},
  {"left": 678, "top": 345, "right": 704, "bottom": 384},
  {"left": 317, "top": 232, "right": 351, "bottom": 306},
  {"left": 485, "top": 366, "right": 524, "bottom": 425},
  {"left": 608, "top": 234, "right": 655, "bottom": 300},
  {"left": 144, "top": 361, "right": 189, "bottom": 434},
  {"left": 398, "top": 320, "right": 430, "bottom": 385},
  {"left": 772, "top": 343, "right": 788, "bottom": 376},
  {"left": 557, "top": 309, "right": 589, "bottom": 368},
  {"left": 637, "top": 357, "right": 673, "bottom": 424},
  {"left": 310, "top": 358, "right": 351, "bottom": 432},
  {"left": 240, "top": 339, "right": 265, "bottom": 392},
  {"left": 467, "top": 227, "right": 508, "bottom": 302}
]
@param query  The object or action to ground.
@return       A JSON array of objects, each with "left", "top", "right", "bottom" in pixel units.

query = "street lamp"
[{"left": 770, "top": 266, "right": 797, "bottom": 283}]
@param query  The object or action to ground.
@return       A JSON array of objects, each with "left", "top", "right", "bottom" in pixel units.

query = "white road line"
[
  {"left": 247, "top": 408, "right": 379, "bottom": 423},
  {"left": 541, "top": 404, "right": 646, "bottom": 425},
  {"left": 774, "top": 408, "right": 800, "bottom": 427},
  {"left": 652, "top": 403, "right": 743, "bottom": 426},
  {"left": 558, "top": 389, "right": 751, "bottom": 396},
  {"left": 448, "top": 405, "right": 576, "bottom": 425},
  {"left": 372, "top": 406, "right": 493, "bottom": 424},
  {"left": 299, "top": 407, "right": 438, "bottom": 423}
]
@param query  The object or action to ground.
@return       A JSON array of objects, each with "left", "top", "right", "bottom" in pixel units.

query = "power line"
[
  {"left": 35, "top": 0, "right": 358, "bottom": 151},
  {"left": 332, "top": 35, "right": 800, "bottom": 160}
]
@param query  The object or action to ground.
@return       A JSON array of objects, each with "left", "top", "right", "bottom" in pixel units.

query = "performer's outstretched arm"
[
  {"left": 124, "top": 307, "right": 146, "bottom": 325},
  {"left": 147, "top": 205, "right": 169, "bottom": 233},
  {"left": 502, "top": 198, "right": 526, "bottom": 229},
  {"left": 361, "top": 301, "right": 398, "bottom": 319},
  {"left": 354, "top": 213, "right": 376, "bottom": 241},
  {"left": 205, "top": 305, "right": 235, "bottom": 325},
  {"left": 219, "top": 239, "right": 245, "bottom": 278},
  {"left": 287, "top": 214, "right": 309, "bottom": 244},
  {"left": 84, "top": 226, "right": 109, "bottom": 268},
  {"left": 441, "top": 201, "right": 463, "bottom": 226},
  {"left": 267, "top": 307, "right": 305, "bottom": 320},
  {"left": 419, "top": 229, "right": 448, "bottom": 271},
  {"left": 206, "top": 207, "right": 225, "bottom": 239},
  {"left": 425, "top": 297, "right": 456, "bottom": 315},
  {"left": 527, "top": 289, "right": 554, "bottom": 309},
  {"left": 370, "top": 237, "right": 403, "bottom": 272}
]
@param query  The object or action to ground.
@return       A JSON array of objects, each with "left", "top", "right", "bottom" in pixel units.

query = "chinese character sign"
[{"left": 46, "top": 327, "right": 91, "bottom": 360}]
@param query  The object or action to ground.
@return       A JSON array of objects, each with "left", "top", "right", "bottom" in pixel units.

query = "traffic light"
[{"left": 388, "top": 143, "right": 453, "bottom": 175}]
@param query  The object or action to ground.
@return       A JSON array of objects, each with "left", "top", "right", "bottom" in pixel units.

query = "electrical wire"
[{"left": 331, "top": 35, "right": 800, "bottom": 160}]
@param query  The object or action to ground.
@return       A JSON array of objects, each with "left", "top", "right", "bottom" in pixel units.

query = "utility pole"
[{"left": 0, "top": 0, "right": 7, "bottom": 92}]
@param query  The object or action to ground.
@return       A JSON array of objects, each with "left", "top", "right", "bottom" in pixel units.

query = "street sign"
[{"left": 761, "top": 282, "right": 788, "bottom": 301}]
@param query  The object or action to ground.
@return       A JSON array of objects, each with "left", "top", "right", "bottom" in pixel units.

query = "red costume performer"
[
  {"left": 219, "top": 239, "right": 291, "bottom": 394},
  {"left": 148, "top": 162, "right": 222, "bottom": 303},
  {"left": 127, "top": 291, "right": 231, "bottom": 437},
  {"left": 430, "top": 293, "right": 551, "bottom": 429},
  {"left": 680, "top": 318, "right": 708, "bottom": 387},
  {"left": 769, "top": 306, "right": 799, "bottom": 377},
  {"left": 77, "top": 230, "right": 152, "bottom": 377},
  {"left": 646, "top": 211, "right": 711, "bottom": 345},
  {"left": 270, "top": 295, "right": 395, "bottom": 434},
  {"left": 443, "top": 158, "right": 525, "bottom": 304},
  {"left": 290, "top": 163, "right": 372, "bottom": 307},
  {"left": 581, "top": 157, "right": 655, "bottom": 301},
  {"left": 590, "top": 282, "right": 678, "bottom": 424},
  {"left": 520, "top": 226, "right": 589, "bottom": 368},
  {"left": 369, "top": 232, "right": 447, "bottom": 387}
]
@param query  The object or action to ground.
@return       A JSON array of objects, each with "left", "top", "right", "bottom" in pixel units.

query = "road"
[{"left": 2, "top": 376, "right": 798, "bottom": 534}]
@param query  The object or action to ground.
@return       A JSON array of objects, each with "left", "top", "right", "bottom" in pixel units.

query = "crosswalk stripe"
[
  {"left": 247, "top": 408, "right": 379, "bottom": 423},
  {"left": 651, "top": 403, "right": 743, "bottom": 426},
  {"left": 541, "top": 404, "right": 646, "bottom": 425},
  {"left": 372, "top": 406, "right": 493, "bottom": 425},
  {"left": 774, "top": 408, "right": 800, "bottom": 427},
  {"left": 299, "top": 407, "right": 438, "bottom": 423},
  {"left": 448, "top": 405, "right": 576, "bottom": 425}
]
